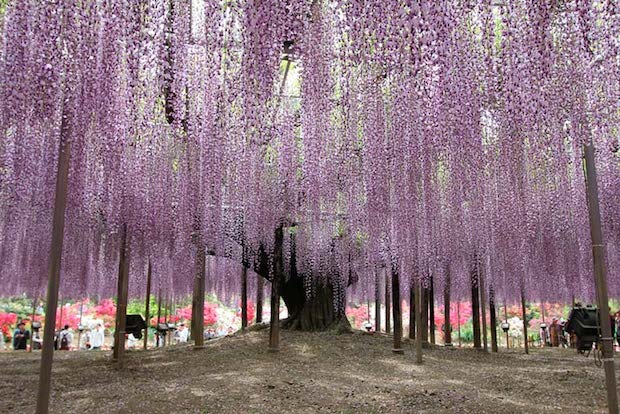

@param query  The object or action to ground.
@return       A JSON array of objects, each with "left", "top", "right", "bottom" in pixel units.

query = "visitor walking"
[
  {"left": 12, "top": 322, "right": 30, "bottom": 350},
  {"left": 540, "top": 324, "right": 549, "bottom": 347},
  {"left": 58, "top": 325, "right": 73, "bottom": 350},
  {"left": 155, "top": 331, "right": 165, "bottom": 347},
  {"left": 32, "top": 331, "right": 42, "bottom": 350},
  {"left": 549, "top": 318, "right": 559, "bottom": 347},
  {"left": 558, "top": 319, "right": 567, "bottom": 348},
  {"left": 90, "top": 323, "right": 104, "bottom": 350}
]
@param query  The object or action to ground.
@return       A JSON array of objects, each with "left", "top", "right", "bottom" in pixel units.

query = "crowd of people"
[
  {"left": 3, "top": 308, "right": 619, "bottom": 352},
  {"left": 538, "top": 308, "right": 620, "bottom": 350}
]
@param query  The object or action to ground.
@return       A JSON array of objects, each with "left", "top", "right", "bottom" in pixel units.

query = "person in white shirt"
[
  {"left": 174, "top": 324, "right": 189, "bottom": 344},
  {"left": 89, "top": 323, "right": 105, "bottom": 350},
  {"left": 58, "top": 325, "right": 73, "bottom": 350},
  {"left": 127, "top": 333, "right": 139, "bottom": 348}
]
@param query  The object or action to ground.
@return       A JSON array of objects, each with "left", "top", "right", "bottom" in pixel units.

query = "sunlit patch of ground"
[{"left": 0, "top": 330, "right": 617, "bottom": 413}]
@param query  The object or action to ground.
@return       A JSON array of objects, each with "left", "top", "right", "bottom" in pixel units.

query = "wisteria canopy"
[{"left": 0, "top": 0, "right": 618, "bottom": 309}]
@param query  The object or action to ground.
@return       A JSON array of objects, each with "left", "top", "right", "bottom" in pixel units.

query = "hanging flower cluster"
[{"left": 0, "top": 0, "right": 617, "bottom": 308}]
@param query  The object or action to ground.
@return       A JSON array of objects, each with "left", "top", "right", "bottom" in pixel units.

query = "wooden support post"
[
  {"left": 583, "top": 140, "right": 619, "bottom": 414},
  {"left": 241, "top": 245, "right": 249, "bottom": 331},
  {"left": 540, "top": 301, "right": 546, "bottom": 348},
  {"left": 194, "top": 248, "right": 206, "bottom": 349},
  {"left": 489, "top": 288, "right": 498, "bottom": 353},
  {"left": 471, "top": 267, "right": 482, "bottom": 349},
  {"left": 521, "top": 289, "right": 529, "bottom": 355},
  {"left": 504, "top": 301, "right": 509, "bottom": 349},
  {"left": 256, "top": 244, "right": 269, "bottom": 325},
  {"left": 30, "top": 296, "right": 38, "bottom": 352},
  {"left": 385, "top": 269, "right": 391, "bottom": 333},
  {"left": 58, "top": 298, "right": 64, "bottom": 330},
  {"left": 241, "top": 266, "right": 248, "bottom": 330},
  {"left": 269, "top": 225, "right": 283, "bottom": 351},
  {"left": 444, "top": 265, "right": 452, "bottom": 346},
  {"left": 191, "top": 276, "right": 197, "bottom": 340},
  {"left": 421, "top": 285, "right": 429, "bottom": 346},
  {"left": 414, "top": 280, "right": 423, "bottom": 364},
  {"left": 457, "top": 301, "right": 462, "bottom": 347},
  {"left": 429, "top": 276, "right": 435, "bottom": 345},
  {"left": 256, "top": 274, "right": 264, "bottom": 324},
  {"left": 156, "top": 288, "right": 162, "bottom": 348},
  {"left": 375, "top": 269, "right": 381, "bottom": 333},
  {"left": 408, "top": 278, "right": 415, "bottom": 339},
  {"left": 36, "top": 106, "right": 72, "bottom": 414},
  {"left": 77, "top": 302, "right": 83, "bottom": 351},
  {"left": 112, "top": 224, "right": 130, "bottom": 369},
  {"left": 391, "top": 266, "right": 403, "bottom": 354},
  {"left": 144, "top": 260, "right": 152, "bottom": 350},
  {"left": 479, "top": 262, "right": 488, "bottom": 352},
  {"left": 164, "top": 294, "right": 168, "bottom": 322},
  {"left": 164, "top": 294, "right": 170, "bottom": 347}
]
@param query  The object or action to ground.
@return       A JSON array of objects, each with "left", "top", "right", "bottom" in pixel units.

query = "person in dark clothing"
[
  {"left": 615, "top": 312, "right": 620, "bottom": 348},
  {"left": 610, "top": 309, "right": 616, "bottom": 350},
  {"left": 13, "top": 322, "right": 30, "bottom": 350}
]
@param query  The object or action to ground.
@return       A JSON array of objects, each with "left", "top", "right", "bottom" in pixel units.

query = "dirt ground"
[{"left": 0, "top": 329, "right": 618, "bottom": 413}]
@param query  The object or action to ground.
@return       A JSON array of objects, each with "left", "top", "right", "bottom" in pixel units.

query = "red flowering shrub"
[
  {"left": 0, "top": 312, "right": 17, "bottom": 340},
  {"left": 235, "top": 300, "right": 256, "bottom": 323},
  {"left": 55, "top": 303, "right": 83, "bottom": 329},
  {"left": 0, "top": 311, "right": 17, "bottom": 327},
  {"left": 155, "top": 303, "right": 218, "bottom": 327},
  {"left": 89, "top": 299, "right": 117, "bottom": 328},
  {"left": 346, "top": 305, "right": 371, "bottom": 329}
]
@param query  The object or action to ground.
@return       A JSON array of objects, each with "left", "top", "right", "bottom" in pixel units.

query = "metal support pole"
[
  {"left": 583, "top": 141, "right": 619, "bottom": 414},
  {"left": 36, "top": 104, "right": 72, "bottom": 414}
]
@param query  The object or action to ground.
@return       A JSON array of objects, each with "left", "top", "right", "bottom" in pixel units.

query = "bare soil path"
[{"left": 0, "top": 330, "right": 618, "bottom": 413}]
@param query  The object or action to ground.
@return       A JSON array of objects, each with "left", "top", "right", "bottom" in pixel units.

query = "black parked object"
[
  {"left": 125, "top": 314, "right": 147, "bottom": 340},
  {"left": 565, "top": 306, "right": 599, "bottom": 353}
]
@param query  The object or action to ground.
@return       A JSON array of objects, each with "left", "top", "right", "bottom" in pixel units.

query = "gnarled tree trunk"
[{"left": 257, "top": 231, "right": 351, "bottom": 332}]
